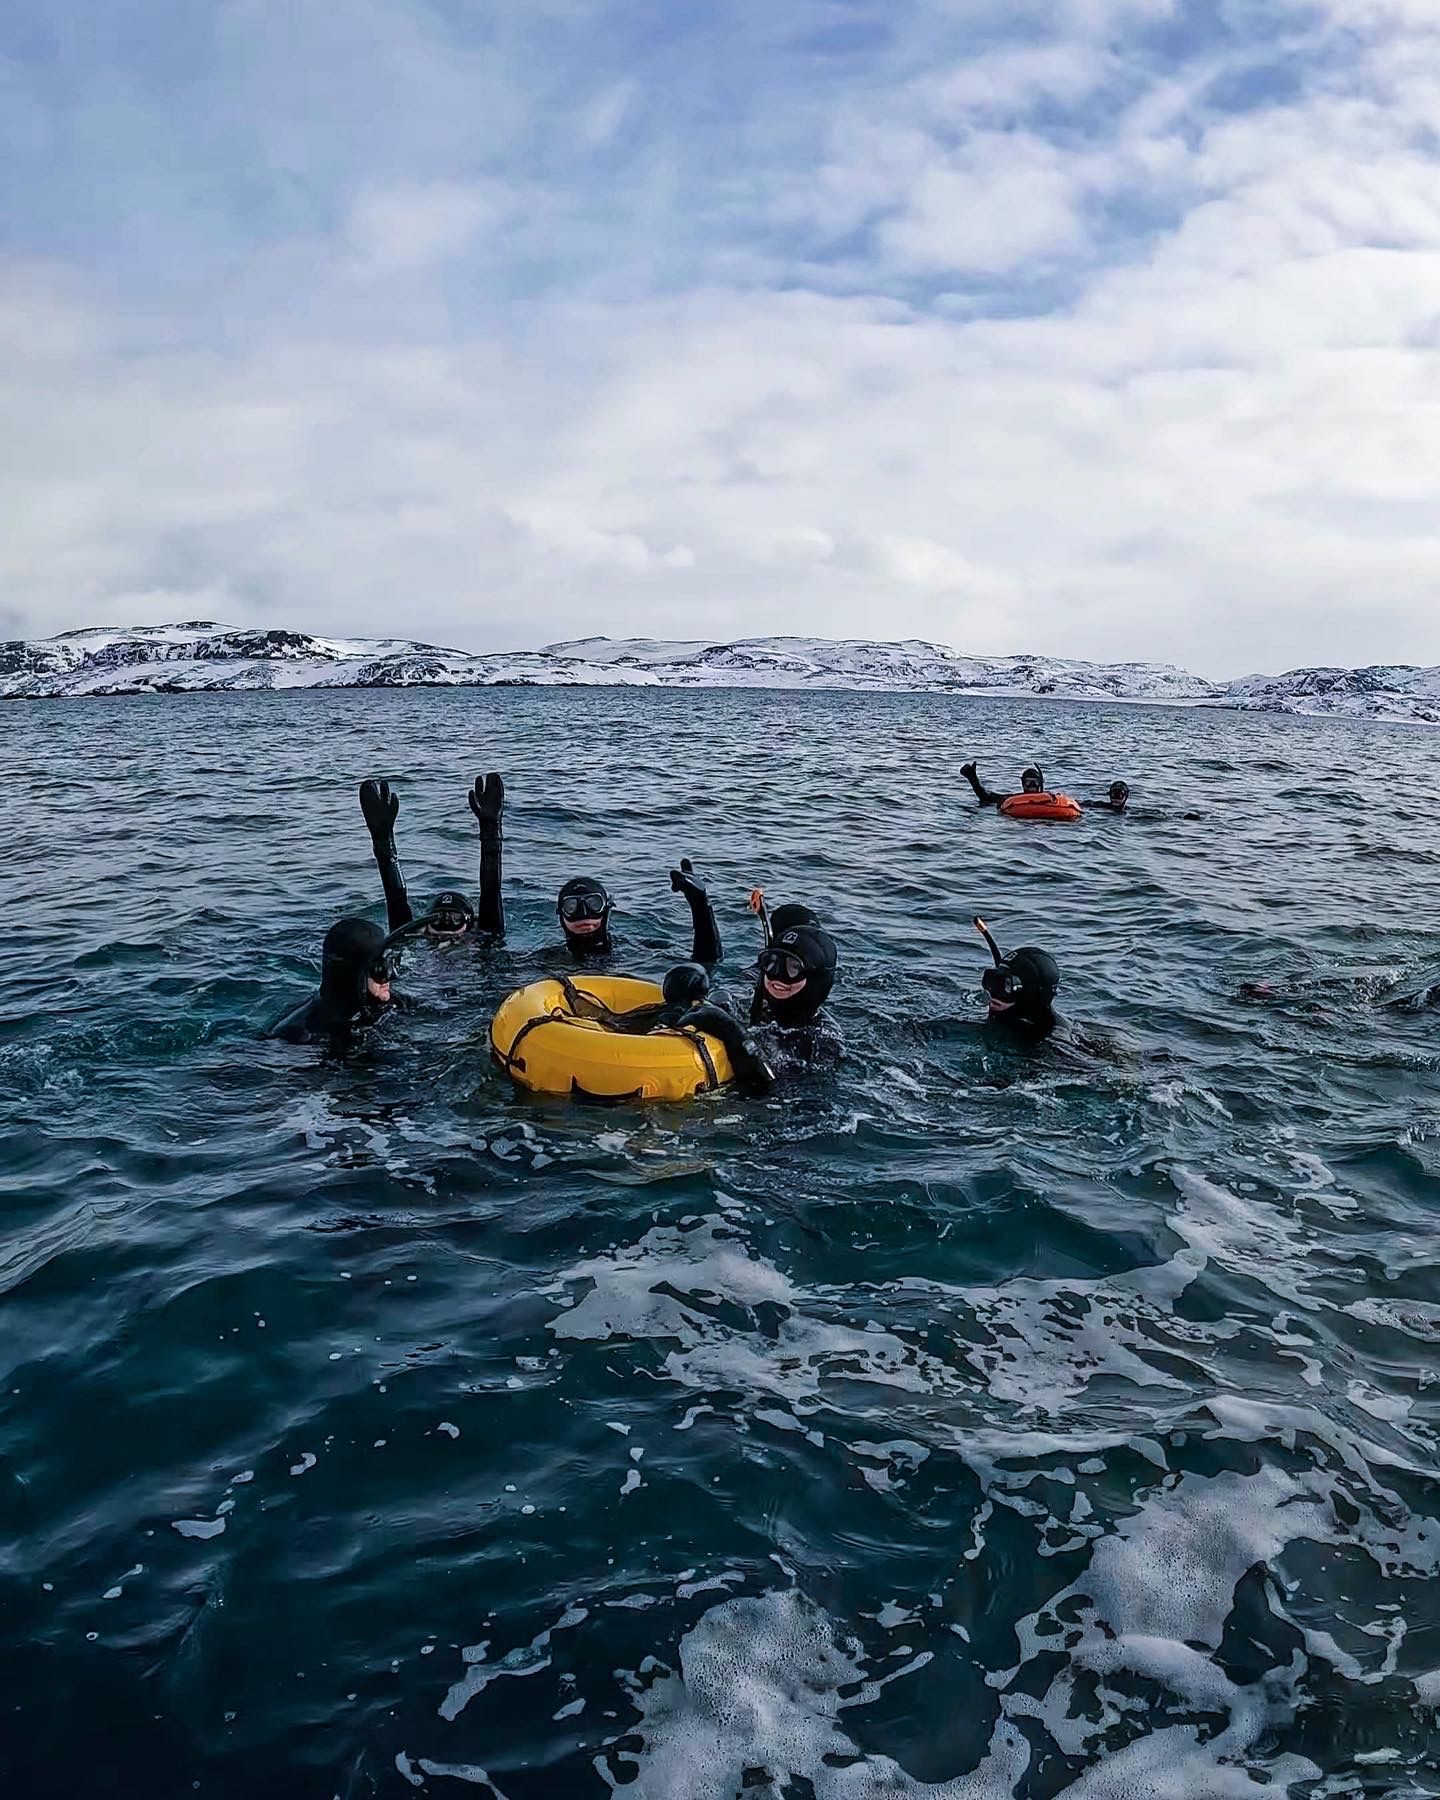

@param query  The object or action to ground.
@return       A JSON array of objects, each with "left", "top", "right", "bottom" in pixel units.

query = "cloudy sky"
[{"left": 3, "top": 0, "right": 1439, "bottom": 675}]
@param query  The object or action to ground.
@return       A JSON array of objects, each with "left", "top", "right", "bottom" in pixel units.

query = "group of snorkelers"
[
  {"left": 269, "top": 754, "right": 1133, "bottom": 1092},
  {"left": 267, "top": 772, "right": 839, "bottom": 1094}
]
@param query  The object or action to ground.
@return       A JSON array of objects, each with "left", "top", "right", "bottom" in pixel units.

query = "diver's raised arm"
[
  {"left": 360, "top": 779, "right": 413, "bottom": 932},
  {"left": 468, "top": 772, "right": 506, "bottom": 937},
  {"left": 960, "top": 761, "right": 1006, "bottom": 807},
  {"left": 670, "top": 858, "right": 722, "bottom": 966}
]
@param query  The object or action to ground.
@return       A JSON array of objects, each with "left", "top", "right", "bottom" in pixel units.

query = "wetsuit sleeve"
[
  {"left": 960, "top": 763, "right": 1007, "bottom": 808},
  {"left": 468, "top": 774, "right": 506, "bottom": 937},
  {"left": 267, "top": 995, "right": 319, "bottom": 1043},
  {"left": 682, "top": 1002, "right": 775, "bottom": 1096},
  {"left": 671, "top": 861, "right": 722, "bottom": 966},
  {"left": 359, "top": 781, "right": 413, "bottom": 932}
]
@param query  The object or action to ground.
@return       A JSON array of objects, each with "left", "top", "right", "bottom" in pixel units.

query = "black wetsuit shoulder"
[{"left": 267, "top": 993, "right": 357, "bottom": 1046}]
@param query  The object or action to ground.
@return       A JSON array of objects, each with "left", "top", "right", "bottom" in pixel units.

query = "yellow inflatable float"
[{"left": 489, "top": 973, "right": 735, "bottom": 1102}]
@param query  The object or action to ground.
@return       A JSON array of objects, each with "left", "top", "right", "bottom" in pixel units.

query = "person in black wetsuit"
[
  {"left": 960, "top": 761, "right": 1046, "bottom": 808},
  {"left": 267, "top": 916, "right": 399, "bottom": 1046},
  {"left": 556, "top": 859, "right": 722, "bottom": 967},
  {"left": 599, "top": 886, "right": 825, "bottom": 1097},
  {"left": 751, "top": 920, "right": 837, "bottom": 1029},
  {"left": 680, "top": 901, "right": 838, "bottom": 1096},
  {"left": 975, "top": 917, "right": 1060, "bottom": 1041},
  {"left": 360, "top": 775, "right": 505, "bottom": 940},
  {"left": 963, "top": 764, "right": 1136, "bottom": 815},
  {"left": 556, "top": 875, "right": 612, "bottom": 958},
  {"left": 1084, "top": 781, "right": 1130, "bottom": 813}
]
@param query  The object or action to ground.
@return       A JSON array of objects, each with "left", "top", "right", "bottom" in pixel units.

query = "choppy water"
[{"left": 3, "top": 687, "right": 1439, "bottom": 1799}]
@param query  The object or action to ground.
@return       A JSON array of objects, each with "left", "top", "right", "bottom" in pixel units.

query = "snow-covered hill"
[
  {"left": 3, "top": 622, "right": 1438, "bottom": 720},
  {"left": 548, "top": 635, "right": 1218, "bottom": 702},
  {"left": 1221, "top": 665, "right": 1440, "bottom": 723},
  {"left": 0, "top": 624, "right": 658, "bottom": 699}
]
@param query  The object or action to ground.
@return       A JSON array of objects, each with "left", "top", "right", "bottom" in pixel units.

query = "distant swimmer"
[
  {"left": 1084, "top": 780, "right": 1131, "bottom": 813},
  {"left": 962, "top": 763, "right": 1137, "bottom": 820},
  {"left": 267, "top": 916, "right": 401, "bottom": 1046},
  {"left": 961, "top": 760, "right": 1047, "bottom": 808},
  {"left": 960, "top": 761, "right": 1080, "bottom": 820},
  {"left": 975, "top": 917, "right": 1060, "bottom": 1040},
  {"left": 360, "top": 774, "right": 505, "bottom": 940}
]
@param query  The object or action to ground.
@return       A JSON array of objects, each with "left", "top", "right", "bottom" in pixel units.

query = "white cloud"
[
  {"left": 6, "top": 0, "right": 1440, "bottom": 674},
  {"left": 346, "top": 180, "right": 516, "bottom": 274},
  {"left": 877, "top": 134, "right": 1086, "bottom": 274}
]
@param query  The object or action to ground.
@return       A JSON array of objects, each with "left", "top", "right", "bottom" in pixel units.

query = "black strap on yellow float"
[
  {"left": 682, "top": 1027, "right": 721, "bottom": 1092},
  {"left": 493, "top": 1006, "right": 566, "bottom": 1074},
  {"left": 556, "top": 973, "right": 627, "bottom": 1026}
]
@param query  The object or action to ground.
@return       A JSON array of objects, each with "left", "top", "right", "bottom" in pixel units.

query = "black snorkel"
[{"left": 975, "top": 916, "right": 1005, "bottom": 968}]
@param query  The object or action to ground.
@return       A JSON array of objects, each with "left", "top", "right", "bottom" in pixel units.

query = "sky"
[{"left": 3, "top": 0, "right": 1440, "bottom": 676}]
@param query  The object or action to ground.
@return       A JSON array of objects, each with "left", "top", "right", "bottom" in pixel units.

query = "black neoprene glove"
[
  {"left": 669, "top": 857, "right": 705, "bottom": 900},
  {"left": 360, "top": 779, "right": 399, "bottom": 840},
  {"left": 468, "top": 772, "right": 505, "bottom": 838}
]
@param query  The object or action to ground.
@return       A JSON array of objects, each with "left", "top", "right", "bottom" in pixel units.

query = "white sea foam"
[
  {"left": 172, "top": 1517, "right": 226, "bottom": 1540},
  {"left": 598, "top": 1588, "right": 1029, "bottom": 1797},
  {"left": 1168, "top": 1167, "right": 1323, "bottom": 1309},
  {"left": 1346, "top": 1296, "right": 1440, "bottom": 1341},
  {"left": 548, "top": 1216, "right": 961, "bottom": 1415},
  {"left": 438, "top": 1603, "right": 589, "bottom": 1723},
  {"left": 900, "top": 1246, "right": 1209, "bottom": 1415}
]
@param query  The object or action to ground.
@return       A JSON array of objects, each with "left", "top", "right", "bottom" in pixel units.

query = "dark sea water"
[{"left": 3, "top": 687, "right": 1439, "bottom": 1799}]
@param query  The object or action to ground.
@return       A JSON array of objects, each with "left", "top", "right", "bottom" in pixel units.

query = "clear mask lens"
[{"left": 560, "top": 893, "right": 607, "bottom": 921}]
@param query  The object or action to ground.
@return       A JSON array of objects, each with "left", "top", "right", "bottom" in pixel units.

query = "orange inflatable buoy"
[{"left": 999, "top": 791, "right": 1082, "bottom": 822}]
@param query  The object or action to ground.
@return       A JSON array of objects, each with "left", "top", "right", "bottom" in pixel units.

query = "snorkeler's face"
[
  {"left": 559, "top": 887, "right": 609, "bottom": 936},
  {"left": 426, "top": 893, "right": 474, "bottom": 939},
  {"left": 764, "top": 974, "right": 807, "bottom": 1001},
  {"left": 1020, "top": 769, "right": 1044, "bottom": 793},
  {"left": 760, "top": 947, "right": 808, "bottom": 1001},
  {"left": 366, "top": 972, "right": 392, "bottom": 1003}
]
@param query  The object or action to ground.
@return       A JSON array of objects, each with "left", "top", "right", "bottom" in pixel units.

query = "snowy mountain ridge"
[{"left": 3, "top": 622, "right": 1439, "bottom": 720}]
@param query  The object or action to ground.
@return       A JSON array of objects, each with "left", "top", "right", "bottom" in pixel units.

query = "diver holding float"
[
  {"left": 489, "top": 882, "right": 837, "bottom": 1101},
  {"left": 961, "top": 761, "right": 1131, "bottom": 819},
  {"left": 664, "top": 890, "right": 840, "bottom": 1096}
]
